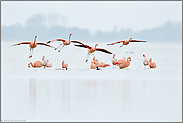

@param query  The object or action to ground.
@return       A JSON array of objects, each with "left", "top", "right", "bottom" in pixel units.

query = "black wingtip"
[
  {"left": 107, "top": 44, "right": 111, "bottom": 45},
  {"left": 47, "top": 41, "right": 51, "bottom": 44}
]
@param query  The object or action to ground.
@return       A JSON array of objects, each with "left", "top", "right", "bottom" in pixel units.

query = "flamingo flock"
[{"left": 12, "top": 33, "right": 156, "bottom": 70}]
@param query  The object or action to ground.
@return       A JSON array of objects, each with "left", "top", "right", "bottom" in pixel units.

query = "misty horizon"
[{"left": 1, "top": 14, "right": 182, "bottom": 43}]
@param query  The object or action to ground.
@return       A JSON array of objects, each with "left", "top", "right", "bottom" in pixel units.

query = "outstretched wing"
[
  {"left": 47, "top": 39, "right": 66, "bottom": 44},
  {"left": 71, "top": 40, "right": 84, "bottom": 45},
  {"left": 11, "top": 42, "right": 31, "bottom": 46},
  {"left": 130, "top": 40, "right": 147, "bottom": 42},
  {"left": 74, "top": 44, "right": 92, "bottom": 49},
  {"left": 37, "top": 43, "right": 55, "bottom": 48},
  {"left": 96, "top": 48, "right": 112, "bottom": 54},
  {"left": 107, "top": 41, "right": 124, "bottom": 45}
]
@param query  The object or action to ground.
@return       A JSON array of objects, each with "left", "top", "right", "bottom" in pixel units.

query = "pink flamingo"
[
  {"left": 143, "top": 54, "right": 149, "bottom": 69},
  {"left": 12, "top": 35, "right": 55, "bottom": 58},
  {"left": 28, "top": 61, "right": 42, "bottom": 68},
  {"left": 90, "top": 56, "right": 99, "bottom": 69},
  {"left": 47, "top": 33, "right": 79, "bottom": 52},
  {"left": 115, "top": 57, "right": 131, "bottom": 69},
  {"left": 62, "top": 60, "right": 68, "bottom": 70},
  {"left": 72, "top": 41, "right": 112, "bottom": 62},
  {"left": 149, "top": 58, "right": 156, "bottom": 68},
  {"left": 107, "top": 37, "right": 146, "bottom": 47},
  {"left": 112, "top": 54, "right": 117, "bottom": 68}
]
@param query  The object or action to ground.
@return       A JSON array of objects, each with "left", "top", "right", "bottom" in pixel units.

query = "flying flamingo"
[
  {"left": 97, "top": 62, "right": 110, "bottom": 68},
  {"left": 112, "top": 54, "right": 117, "bottom": 68},
  {"left": 28, "top": 61, "right": 42, "bottom": 68},
  {"left": 47, "top": 33, "right": 79, "bottom": 52},
  {"left": 115, "top": 57, "right": 131, "bottom": 69},
  {"left": 62, "top": 60, "right": 68, "bottom": 70},
  {"left": 107, "top": 37, "right": 146, "bottom": 47},
  {"left": 143, "top": 54, "right": 149, "bottom": 69},
  {"left": 72, "top": 41, "right": 112, "bottom": 62},
  {"left": 12, "top": 35, "right": 55, "bottom": 58},
  {"left": 149, "top": 58, "right": 156, "bottom": 68}
]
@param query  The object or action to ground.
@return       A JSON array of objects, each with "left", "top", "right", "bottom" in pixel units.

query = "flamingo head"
[
  {"left": 62, "top": 60, "right": 64, "bottom": 64},
  {"left": 35, "top": 35, "right": 37, "bottom": 38},
  {"left": 129, "top": 37, "right": 132, "bottom": 40},
  {"left": 42, "top": 56, "right": 45, "bottom": 60},
  {"left": 96, "top": 43, "right": 98, "bottom": 46},
  {"left": 93, "top": 56, "right": 95, "bottom": 60},
  {"left": 143, "top": 54, "right": 145, "bottom": 57},
  {"left": 69, "top": 33, "right": 72, "bottom": 36},
  {"left": 128, "top": 57, "right": 131, "bottom": 62},
  {"left": 149, "top": 58, "right": 152, "bottom": 62},
  {"left": 47, "top": 60, "right": 49, "bottom": 63},
  {"left": 113, "top": 54, "right": 115, "bottom": 58}
]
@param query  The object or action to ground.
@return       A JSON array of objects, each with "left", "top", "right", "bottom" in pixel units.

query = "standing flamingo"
[
  {"left": 90, "top": 56, "right": 99, "bottom": 69},
  {"left": 12, "top": 35, "right": 55, "bottom": 58},
  {"left": 28, "top": 61, "right": 42, "bottom": 68},
  {"left": 112, "top": 54, "right": 117, "bottom": 68},
  {"left": 149, "top": 58, "right": 156, "bottom": 68},
  {"left": 107, "top": 37, "right": 146, "bottom": 47},
  {"left": 72, "top": 41, "right": 112, "bottom": 62},
  {"left": 143, "top": 54, "right": 149, "bottom": 69},
  {"left": 115, "top": 57, "right": 131, "bottom": 69},
  {"left": 62, "top": 60, "right": 68, "bottom": 70},
  {"left": 46, "top": 60, "right": 52, "bottom": 68}
]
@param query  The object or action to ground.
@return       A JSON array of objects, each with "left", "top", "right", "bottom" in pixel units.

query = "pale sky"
[{"left": 1, "top": 1, "right": 182, "bottom": 34}]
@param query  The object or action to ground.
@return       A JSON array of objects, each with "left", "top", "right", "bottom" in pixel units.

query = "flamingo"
[
  {"left": 107, "top": 37, "right": 146, "bottom": 47},
  {"left": 42, "top": 56, "right": 48, "bottom": 68},
  {"left": 62, "top": 60, "right": 68, "bottom": 70},
  {"left": 97, "top": 62, "right": 110, "bottom": 68},
  {"left": 28, "top": 61, "right": 42, "bottom": 68},
  {"left": 149, "top": 58, "right": 156, "bottom": 68},
  {"left": 112, "top": 54, "right": 117, "bottom": 68},
  {"left": 90, "top": 56, "right": 99, "bottom": 69},
  {"left": 12, "top": 35, "right": 55, "bottom": 58},
  {"left": 47, "top": 33, "right": 79, "bottom": 52},
  {"left": 115, "top": 57, "right": 131, "bottom": 69},
  {"left": 143, "top": 54, "right": 149, "bottom": 69},
  {"left": 72, "top": 41, "right": 112, "bottom": 62},
  {"left": 46, "top": 60, "right": 52, "bottom": 68}
]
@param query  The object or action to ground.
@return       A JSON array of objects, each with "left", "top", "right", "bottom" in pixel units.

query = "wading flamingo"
[
  {"left": 62, "top": 60, "right": 68, "bottom": 70},
  {"left": 149, "top": 58, "right": 156, "bottom": 68},
  {"left": 12, "top": 35, "right": 55, "bottom": 58},
  {"left": 90, "top": 56, "right": 99, "bottom": 69},
  {"left": 143, "top": 54, "right": 149, "bottom": 69},
  {"left": 47, "top": 33, "right": 79, "bottom": 52},
  {"left": 28, "top": 61, "right": 42, "bottom": 68},
  {"left": 72, "top": 41, "right": 112, "bottom": 62},
  {"left": 107, "top": 37, "right": 146, "bottom": 47},
  {"left": 115, "top": 57, "right": 131, "bottom": 69},
  {"left": 112, "top": 54, "right": 117, "bottom": 68},
  {"left": 46, "top": 60, "right": 52, "bottom": 68},
  {"left": 42, "top": 56, "right": 48, "bottom": 68},
  {"left": 97, "top": 62, "right": 110, "bottom": 68}
]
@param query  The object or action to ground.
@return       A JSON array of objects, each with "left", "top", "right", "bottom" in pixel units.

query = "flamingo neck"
[
  {"left": 29, "top": 62, "right": 35, "bottom": 67},
  {"left": 69, "top": 34, "right": 71, "bottom": 43},
  {"left": 94, "top": 44, "right": 97, "bottom": 50},
  {"left": 33, "top": 37, "right": 37, "bottom": 45}
]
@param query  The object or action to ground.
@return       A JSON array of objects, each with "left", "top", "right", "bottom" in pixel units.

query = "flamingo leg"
[
  {"left": 55, "top": 43, "right": 63, "bottom": 50},
  {"left": 58, "top": 45, "right": 65, "bottom": 52},
  {"left": 29, "top": 48, "right": 33, "bottom": 58},
  {"left": 120, "top": 44, "right": 124, "bottom": 47},
  {"left": 85, "top": 53, "right": 91, "bottom": 62}
]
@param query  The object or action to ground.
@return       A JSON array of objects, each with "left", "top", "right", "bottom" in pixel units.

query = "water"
[{"left": 1, "top": 41, "right": 182, "bottom": 122}]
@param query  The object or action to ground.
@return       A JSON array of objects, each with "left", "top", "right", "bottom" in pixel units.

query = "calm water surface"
[{"left": 1, "top": 41, "right": 182, "bottom": 122}]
